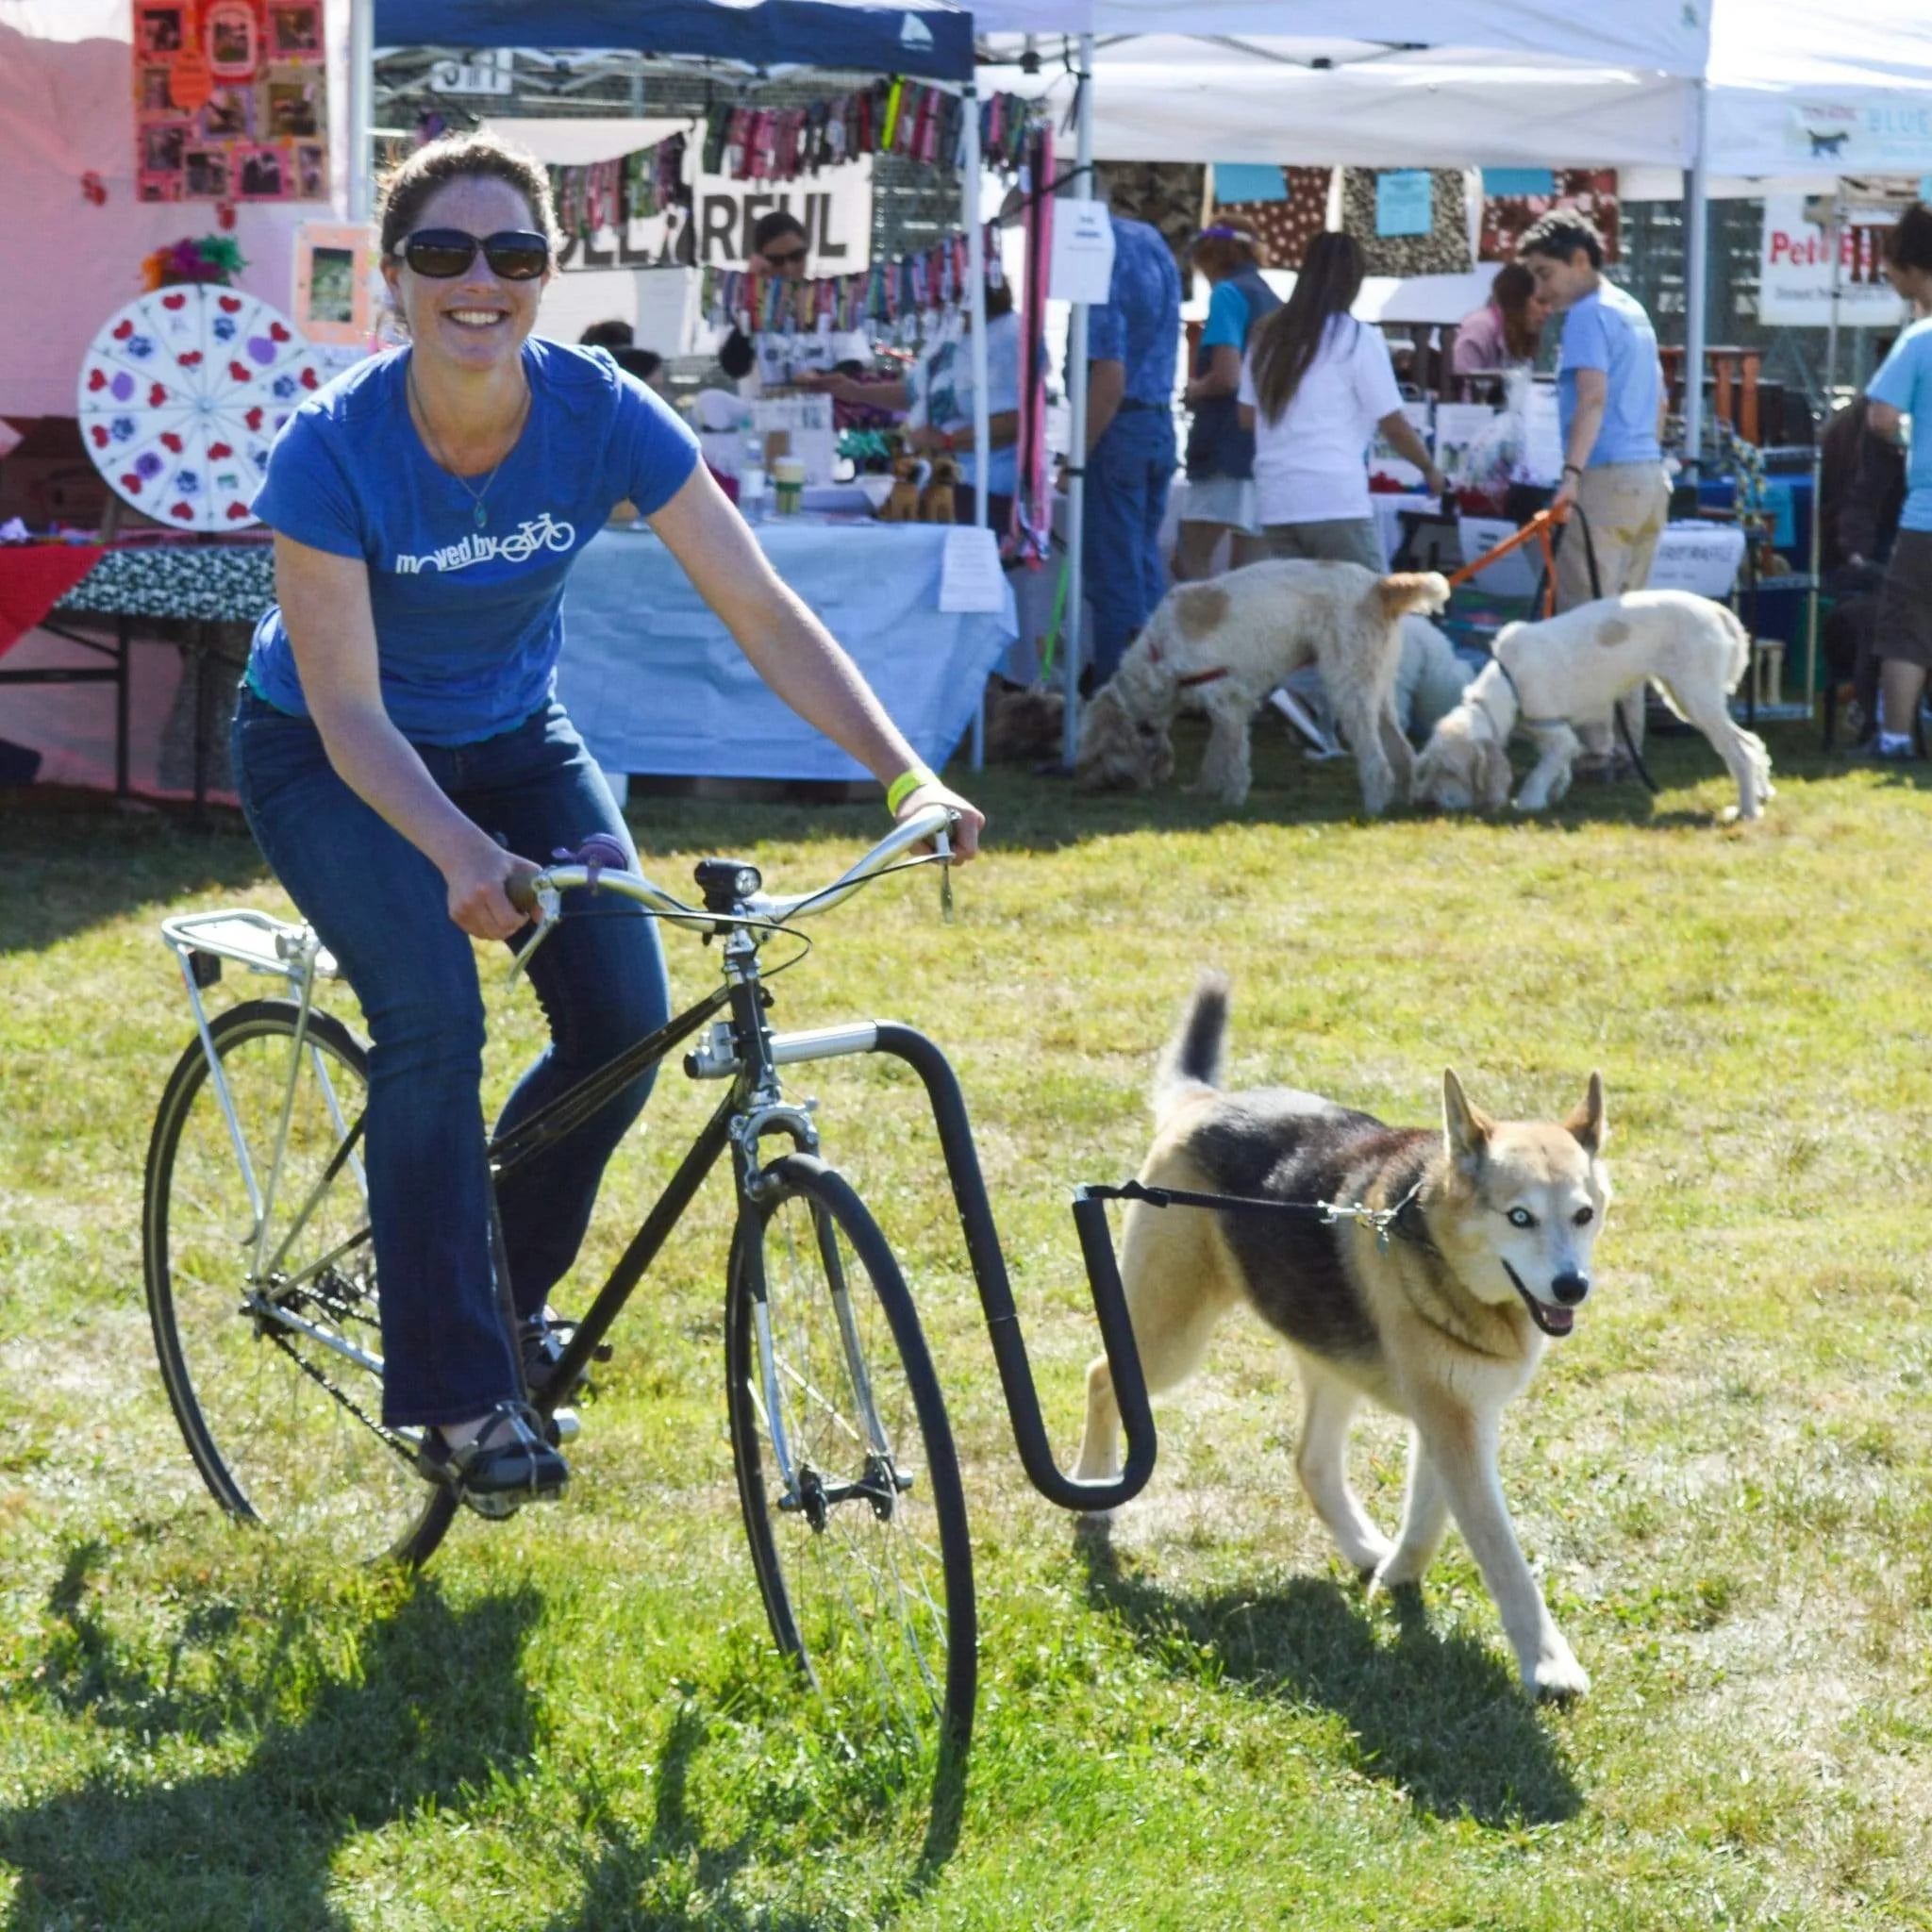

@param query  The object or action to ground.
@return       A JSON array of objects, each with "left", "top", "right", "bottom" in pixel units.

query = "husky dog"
[
  {"left": 1074, "top": 560, "right": 1451, "bottom": 814},
  {"left": 1074, "top": 974, "right": 1610, "bottom": 1701},
  {"left": 1412, "top": 590, "right": 1774, "bottom": 821}
]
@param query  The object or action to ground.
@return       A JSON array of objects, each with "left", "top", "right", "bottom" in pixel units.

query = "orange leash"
[{"left": 1441, "top": 503, "right": 1571, "bottom": 619}]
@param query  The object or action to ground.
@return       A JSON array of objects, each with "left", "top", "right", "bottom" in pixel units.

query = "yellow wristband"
[{"left": 886, "top": 765, "right": 938, "bottom": 815}]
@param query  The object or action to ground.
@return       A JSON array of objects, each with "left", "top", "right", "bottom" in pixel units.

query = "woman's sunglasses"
[{"left": 396, "top": 228, "right": 551, "bottom": 281}]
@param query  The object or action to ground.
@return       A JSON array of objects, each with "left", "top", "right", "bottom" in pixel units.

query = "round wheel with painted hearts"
[{"left": 77, "top": 285, "right": 325, "bottom": 532}]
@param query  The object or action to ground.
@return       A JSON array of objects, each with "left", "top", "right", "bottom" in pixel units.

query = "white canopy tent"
[{"left": 974, "top": 2, "right": 1932, "bottom": 744}]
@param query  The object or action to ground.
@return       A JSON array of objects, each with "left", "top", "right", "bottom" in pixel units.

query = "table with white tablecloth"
[{"left": 556, "top": 518, "right": 1016, "bottom": 781}]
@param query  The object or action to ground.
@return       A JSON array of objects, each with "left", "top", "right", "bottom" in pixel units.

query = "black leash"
[{"left": 1085, "top": 1176, "right": 1432, "bottom": 1255}]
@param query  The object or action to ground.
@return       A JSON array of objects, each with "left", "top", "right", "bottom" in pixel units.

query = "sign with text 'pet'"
[{"left": 1757, "top": 197, "right": 1907, "bottom": 328}]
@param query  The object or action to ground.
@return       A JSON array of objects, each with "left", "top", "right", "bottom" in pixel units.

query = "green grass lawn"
[{"left": 5, "top": 717, "right": 1932, "bottom": 1930}]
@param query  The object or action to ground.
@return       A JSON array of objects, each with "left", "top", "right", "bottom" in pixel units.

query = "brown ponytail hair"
[{"left": 1248, "top": 231, "right": 1365, "bottom": 425}]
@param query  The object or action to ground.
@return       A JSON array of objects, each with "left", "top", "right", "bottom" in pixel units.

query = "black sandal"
[{"left": 415, "top": 1399, "right": 568, "bottom": 1512}]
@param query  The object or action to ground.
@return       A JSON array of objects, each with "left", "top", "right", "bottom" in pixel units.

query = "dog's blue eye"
[
  {"left": 1507, "top": 1207, "right": 1535, "bottom": 1228},
  {"left": 1573, "top": 1207, "right": 1593, "bottom": 1227}
]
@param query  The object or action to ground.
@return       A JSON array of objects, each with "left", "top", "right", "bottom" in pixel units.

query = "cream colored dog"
[
  {"left": 1413, "top": 590, "right": 1774, "bottom": 821},
  {"left": 1075, "top": 560, "right": 1451, "bottom": 815},
  {"left": 1075, "top": 974, "right": 1609, "bottom": 1701}
]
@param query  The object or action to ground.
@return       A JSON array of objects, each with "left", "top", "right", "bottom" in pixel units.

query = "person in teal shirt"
[{"left": 1865, "top": 205, "right": 1932, "bottom": 758}]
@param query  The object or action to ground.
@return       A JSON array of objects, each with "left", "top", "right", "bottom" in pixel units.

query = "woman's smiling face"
[{"left": 385, "top": 173, "right": 552, "bottom": 374}]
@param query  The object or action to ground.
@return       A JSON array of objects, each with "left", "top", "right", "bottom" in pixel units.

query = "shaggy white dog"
[
  {"left": 1074, "top": 559, "right": 1451, "bottom": 814},
  {"left": 1413, "top": 590, "right": 1774, "bottom": 822}
]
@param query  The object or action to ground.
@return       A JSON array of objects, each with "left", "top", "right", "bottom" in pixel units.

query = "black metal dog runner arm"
[{"left": 869, "top": 1024, "right": 1158, "bottom": 1512}]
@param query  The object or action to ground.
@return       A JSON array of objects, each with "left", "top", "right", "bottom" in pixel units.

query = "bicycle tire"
[
  {"left": 727, "top": 1153, "right": 976, "bottom": 1787},
  {"left": 143, "top": 998, "right": 454, "bottom": 1566}
]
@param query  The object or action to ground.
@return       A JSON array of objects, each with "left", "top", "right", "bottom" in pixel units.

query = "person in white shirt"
[{"left": 1237, "top": 231, "right": 1444, "bottom": 572}]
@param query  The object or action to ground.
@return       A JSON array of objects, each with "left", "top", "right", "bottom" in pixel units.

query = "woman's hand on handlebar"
[
  {"left": 898, "top": 778, "right": 984, "bottom": 861},
  {"left": 442, "top": 835, "right": 541, "bottom": 941}
]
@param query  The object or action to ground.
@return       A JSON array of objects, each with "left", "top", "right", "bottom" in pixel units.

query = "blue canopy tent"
[{"left": 371, "top": 0, "right": 974, "bottom": 82}]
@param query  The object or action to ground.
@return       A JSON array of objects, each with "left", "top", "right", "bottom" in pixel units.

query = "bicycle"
[{"left": 142, "top": 805, "right": 1160, "bottom": 1802}]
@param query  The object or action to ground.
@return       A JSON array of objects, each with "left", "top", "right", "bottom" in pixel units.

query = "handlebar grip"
[{"left": 506, "top": 873, "right": 539, "bottom": 916}]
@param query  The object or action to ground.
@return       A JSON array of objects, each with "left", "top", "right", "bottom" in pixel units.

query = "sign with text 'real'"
[
  {"left": 691, "top": 159, "right": 874, "bottom": 275},
  {"left": 1758, "top": 197, "right": 1907, "bottom": 328}
]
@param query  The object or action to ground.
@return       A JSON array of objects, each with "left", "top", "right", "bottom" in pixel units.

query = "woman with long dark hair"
[{"left": 1237, "top": 230, "right": 1444, "bottom": 570}]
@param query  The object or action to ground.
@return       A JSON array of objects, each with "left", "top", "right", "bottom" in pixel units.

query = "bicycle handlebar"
[{"left": 508, "top": 804, "right": 957, "bottom": 932}]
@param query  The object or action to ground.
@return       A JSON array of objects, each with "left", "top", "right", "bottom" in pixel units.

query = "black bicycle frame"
[{"left": 479, "top": 983, "right": 1158, "bottom": 1514}]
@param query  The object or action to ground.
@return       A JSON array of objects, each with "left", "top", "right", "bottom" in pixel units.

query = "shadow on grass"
[
  {"left": 534, "top": 1701, "right": 966, "bottom": 1930},
  {"left": 0, "top": 1553, "right": 544, "bottom": 1931},
  {"left": 1074, "top": 1522, "right": 1582, "bottom": 1829},
  {"left": 0, "top": 788, "right": 266, "bottom": 956}
]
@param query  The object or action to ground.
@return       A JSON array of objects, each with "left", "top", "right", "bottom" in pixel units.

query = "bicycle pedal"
[{"left": 546, "top": 1408, "right": 580, "bottom": 1446}]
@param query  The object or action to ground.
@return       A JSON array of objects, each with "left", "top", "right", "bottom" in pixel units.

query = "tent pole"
[
  {"left": 1059, "top": 31, "right": 1094, "bottom": 770},
  {"left": 963, "top": 78, "right": 991, "bottom": 773},
  {"left": 348, "top": 0, "right": 375, "bottom": 225},
  {"left": 1680, "top": 77, "right": 1709, "bottom": 477}
]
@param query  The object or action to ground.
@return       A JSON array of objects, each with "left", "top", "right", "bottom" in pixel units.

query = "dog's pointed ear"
[
  {"left": 1565, "top": 1071, "right": 1607, "bottom": 1155},
  {"left": 1442, "top": 1068, "right": 1492, "bottom": 1163}
]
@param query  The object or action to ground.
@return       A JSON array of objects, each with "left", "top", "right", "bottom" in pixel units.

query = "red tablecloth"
[{"left": 0, "top": 544, "right": 106, "bottom": 658}]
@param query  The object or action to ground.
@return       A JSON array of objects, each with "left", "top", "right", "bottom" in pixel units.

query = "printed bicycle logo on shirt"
[{"left": 393, "top": 512, "right": 577, "bottom": 575}]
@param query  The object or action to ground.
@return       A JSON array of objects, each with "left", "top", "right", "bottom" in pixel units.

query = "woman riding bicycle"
[{"left": 230, "top": 133, "right": 983, "bottom": 1507}]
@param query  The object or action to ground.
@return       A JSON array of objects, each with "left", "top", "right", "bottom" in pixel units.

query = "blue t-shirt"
[
  {"left": 1200, "top": 277, "right": 1251, "bottom": 354},
  {"left": 246, "top": 339, "right": 700, "bottom": 744},
  {"left": 1868, "top": 316, "right": 1932, "bottom": 532},
  {"left": 1557, "top": 281, "right": 1661, "bottom": 468},
  {"left": 1087, "top": 215, "right": 1182, "bottom": 408}
]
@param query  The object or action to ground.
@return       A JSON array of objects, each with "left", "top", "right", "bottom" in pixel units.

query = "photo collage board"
[{"left": 132, "top": 0, "right": 328, "bottom": 205}]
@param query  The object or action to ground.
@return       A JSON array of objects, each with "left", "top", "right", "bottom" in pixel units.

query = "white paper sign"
[
  {"left": 938, "top": 525, "right": 1006, "bottom": 614},
  {"left": 1757, "top": 196, "right": 1907, "bottom": 328},
  {"left": 1050, "top": 200, "right": 1116, "bottom": 306},
  {"left": 1648, "top": 524, "right": 1745, "bottom": 599}
]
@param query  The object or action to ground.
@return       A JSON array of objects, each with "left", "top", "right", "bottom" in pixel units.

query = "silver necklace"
[{"left": 408, "top": 362, "right": 530, "bottom": 530}]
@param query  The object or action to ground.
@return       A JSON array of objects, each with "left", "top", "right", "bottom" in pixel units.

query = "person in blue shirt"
[
  {"left": 1080, "top": 204, "right": 1183, "bottom": 688},
  {"left": 1864, "top": 205, "right": 1932, "bottom": 759},
  {"left": 1522, "top": 210, "right": 1670, "bottom": 774},
  {"left": 233, "top": 134, "right": 983, "bottom": 1507},
  {"left": 1175, "top": 224, "right": 1279, "bottom": 581}
]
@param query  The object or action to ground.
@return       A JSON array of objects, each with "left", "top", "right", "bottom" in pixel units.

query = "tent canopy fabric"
[
  {"left": 970, "top": 3, "right": 1711, "bottom": 77},
  {"left": 373, "top": 0, "right": 975, "bottom": 83}
]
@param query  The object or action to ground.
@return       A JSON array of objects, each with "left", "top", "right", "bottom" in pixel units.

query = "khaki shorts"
[
  {"left": 1876, "top": 529, "right": 1932, "bottom": 670},
  {"left": 1260, "top": 517, "right": 1385, "bottom": 574},
  {"left": 1556, "top": 460, "right": 1671, "bottom": 610}
]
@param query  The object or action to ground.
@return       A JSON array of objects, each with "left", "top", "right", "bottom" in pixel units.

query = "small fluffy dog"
[
  {"left": 1413, "top": 590, "right": 1774, "bottom": 821},
  {"left": 1075, "top": 560, "right": 1451, "bottom": 814},
  {"left": 1075, "top": 974, "right": 1609, "bottom": 1701}
]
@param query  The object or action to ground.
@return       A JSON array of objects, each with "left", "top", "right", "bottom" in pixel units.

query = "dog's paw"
[
  {"left": 1369, "top": 1548, "right": 1427, "bottom": 1593},
  {"left": 1526, "top": 1649, "right": 1591, "bottom": 1704}
]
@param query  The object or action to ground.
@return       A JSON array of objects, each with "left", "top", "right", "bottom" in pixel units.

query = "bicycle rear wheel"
[
  {"left": 143, "top": 998, "right": 453, "bottom": 1566},
  {"left": 727, "top": 1153, "right": 976, "bottom": 1790}
]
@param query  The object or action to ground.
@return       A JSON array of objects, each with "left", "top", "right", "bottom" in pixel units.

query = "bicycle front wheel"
[
  {"left": 727, "top": 1153, "right": 976, "bottom": 1785},
  {"left": 143, "top": 998, "right": 453, "bottom": 1566}
]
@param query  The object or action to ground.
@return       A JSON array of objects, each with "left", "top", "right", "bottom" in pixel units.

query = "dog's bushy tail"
[
  {"left": 1374, "top": 571, "right": 1452, "bottom": 622},
  {"left": 1153, "top": 971, "right": 1228, "bottom": 1119}
]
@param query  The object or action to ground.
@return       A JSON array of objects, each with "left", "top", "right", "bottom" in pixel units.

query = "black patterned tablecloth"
[{"left": 54, "top": 542, "right": 275, "bottom": 624}]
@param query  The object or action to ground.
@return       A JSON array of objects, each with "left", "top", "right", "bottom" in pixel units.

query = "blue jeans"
[
  {"left": 1083, "top": 406, "right": 1176, "bottom": 686},
  {"left": 230, "top": 689, "right": 670, "bottom": 1426}
]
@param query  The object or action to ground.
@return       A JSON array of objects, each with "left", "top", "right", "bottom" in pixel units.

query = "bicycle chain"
[{"left": 264, "top": 1320, "right": 420, "bottom": 1470}]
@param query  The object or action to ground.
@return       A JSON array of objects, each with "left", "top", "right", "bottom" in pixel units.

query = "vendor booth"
[{"left": 0, "top": 0, "right": 1024, "bottom": 798}]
